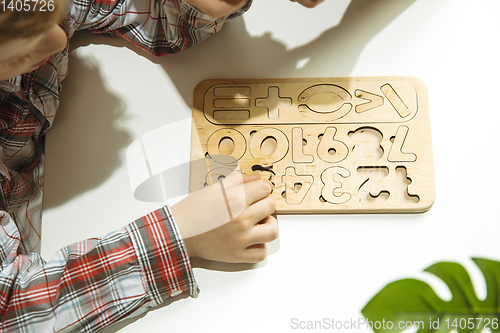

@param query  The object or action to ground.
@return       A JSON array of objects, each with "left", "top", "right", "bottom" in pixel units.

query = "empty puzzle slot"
[
  {"left": 250, "top": 164, "right": 275, "bottom": 183},
  {"left": 348, "top": 127, "right": 384, "bottom": 162},
  {"left": 251, "top": 164, "right": 275, "bottom": 175},
  {"left": 260, "top": 136, "right": 278, "bottom": 156},
  {"left": 218, "top": 137, "right": 235, "bottom": 155}
]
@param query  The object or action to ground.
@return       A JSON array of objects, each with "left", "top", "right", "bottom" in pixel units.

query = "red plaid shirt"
[{"left": 0, "top": 0, "right": 251, "bottom": 331}]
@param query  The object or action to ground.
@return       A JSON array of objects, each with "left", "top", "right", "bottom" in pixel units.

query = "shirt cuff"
[{"left": 125, "top": 205, "right": 199, "bottom": 307}]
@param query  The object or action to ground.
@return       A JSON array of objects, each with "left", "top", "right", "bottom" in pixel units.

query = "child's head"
[
  {"left": 0, "top": 0, "right": 325, "bottom": 81},
  {"left": 0, "top": 1, "right": 67, "bottom": 81}
]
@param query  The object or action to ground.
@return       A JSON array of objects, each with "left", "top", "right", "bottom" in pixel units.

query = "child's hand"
[
  {"left": 184, "top": 0, "right": 247, "bottom": 19},
  {"left": 183, "top": 0, "right": 324, "bottom": 20},
  {"left": 290, "top": 0, "right": 325, "bottom": 8},
  {"left": 171, "top": 173, "right": 278, "bottom": 263}
]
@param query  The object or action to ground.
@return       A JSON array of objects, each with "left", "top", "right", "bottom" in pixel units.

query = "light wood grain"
[{"left": 190, "top": 76, "right": 435, "bottom": 214}]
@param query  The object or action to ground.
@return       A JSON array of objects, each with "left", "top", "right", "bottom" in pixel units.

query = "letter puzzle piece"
[{"left": 189, "top": 77, "right": 435, "bottom": 213}]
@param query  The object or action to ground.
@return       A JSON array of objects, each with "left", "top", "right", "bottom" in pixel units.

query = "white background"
[{"left": 42, "top": 0, "right": 500, "bottom": 332}]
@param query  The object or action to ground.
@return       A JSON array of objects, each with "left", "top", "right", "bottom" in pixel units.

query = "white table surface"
[{"left": 42, "top": 0, "right": 500, "bottom": 332}]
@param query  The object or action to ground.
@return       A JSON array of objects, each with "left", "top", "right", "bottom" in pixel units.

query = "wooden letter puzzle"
[{"left": 189, "top": 77, "right": 435, "bottom": 214}]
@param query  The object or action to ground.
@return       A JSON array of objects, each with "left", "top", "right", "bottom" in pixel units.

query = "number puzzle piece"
[
  {"left": 388, "top": 125, "right": 417, "bottom": 162},
  {"left": 317, "top": 127, "right": 349, "bottom": 163},
  {"left": 255, "top": 86, "right": 292, "bottom": 119},
  {"left": 206, "top": 128, "right": 247, "bottom": 163},
  {"left": 281, "top": 167, "right": 313, "bottom": 205},
  {"left": 357, "top": 166, "right": 390, "bottom": 204},
  {"left": 354, "top": 89, "right": 384, "bottom": 113},
  {"left": 380, "top": 83, "right": 417, "bottom": 118},
  {"left": 297, "top": 84, "right": 353, "bottom": 121},
  {"left": 395, "top": 166, "right": 419, "bottom": 203},
  {"left": 320, "top": 166, "right": 351, "bottom": 204},
  {"left": 249, "top": 128, "right": 289, "bottom": 163},
  {"left": 292, "top": 127, "right": 314, "bottom": 163}
]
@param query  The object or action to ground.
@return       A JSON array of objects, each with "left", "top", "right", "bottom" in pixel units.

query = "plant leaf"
[{"left": 361, "top": 258, "right": 500, "bottom": 333}]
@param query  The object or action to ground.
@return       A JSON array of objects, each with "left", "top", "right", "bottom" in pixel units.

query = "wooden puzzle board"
[{"left": 189, "top": 77, "right": 435, "bottom": 214}]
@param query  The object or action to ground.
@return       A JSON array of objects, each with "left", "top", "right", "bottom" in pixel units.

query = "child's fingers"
[
  {"left": 221, "top": 172, "right": 259, "bottom": 188},
  {"left": 222, "top": 172, "right": 269, "bottom": 191},
  {"left": 223, "top": 176, "right": 271, "bottom": 210},
  {"left": 244, "top": 195, "right": 276, "bottom": 225},
  {"left": 242, "top": 173, "right": 262, "bottom": 183},
  {"left": 241, "top": 244, "right": 268, "bottom": 263},
  {"left": 241, "top": 215, "right": 278, "bottom": 262},
  {"left": 184, "top": 0, "right": 247, "bottom": 19},
  {"left": 242, "top": 179, "right": 272, "bottom": 207},
  {"left": 218, "top": 174, "right": 268, "bottom": 219},
  {"left": 248, "top": 215, "right": 279, "bottom": 245}
]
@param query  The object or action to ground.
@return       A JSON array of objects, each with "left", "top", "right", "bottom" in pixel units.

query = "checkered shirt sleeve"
[
  {"left": 0, "top": 0, "right": 252, "bottom": 331},
  {"left": 0, "top": 206, "right": 197, "bottom": 332},
  {"left": 68, "top": 0, "right": 252, "bottom": 55}
]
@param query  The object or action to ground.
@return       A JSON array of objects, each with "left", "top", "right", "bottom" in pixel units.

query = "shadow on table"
[
  {"left": 69, "top": 0, "right": 417, "bottom": 113},
  {"left": 43, "top": 53, "right": 133, "bottom": 209},
  {"left": 43, "top": 0, "right": 418, "bottom": 319},
  {"left": 48, "top": 0, "right": 415, "bottom": 207},
  {"left": 48, "top": 0, "right": 418, "bottom": 331}
]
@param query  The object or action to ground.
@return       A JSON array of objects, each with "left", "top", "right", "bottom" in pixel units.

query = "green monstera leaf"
[{"left": 362, "top": 258, "right": 500, "bottom": 333}]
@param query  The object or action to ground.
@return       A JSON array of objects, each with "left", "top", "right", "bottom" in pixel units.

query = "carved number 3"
[{"left": 320, "top": 166, "right": 351, "bottom": 204}]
